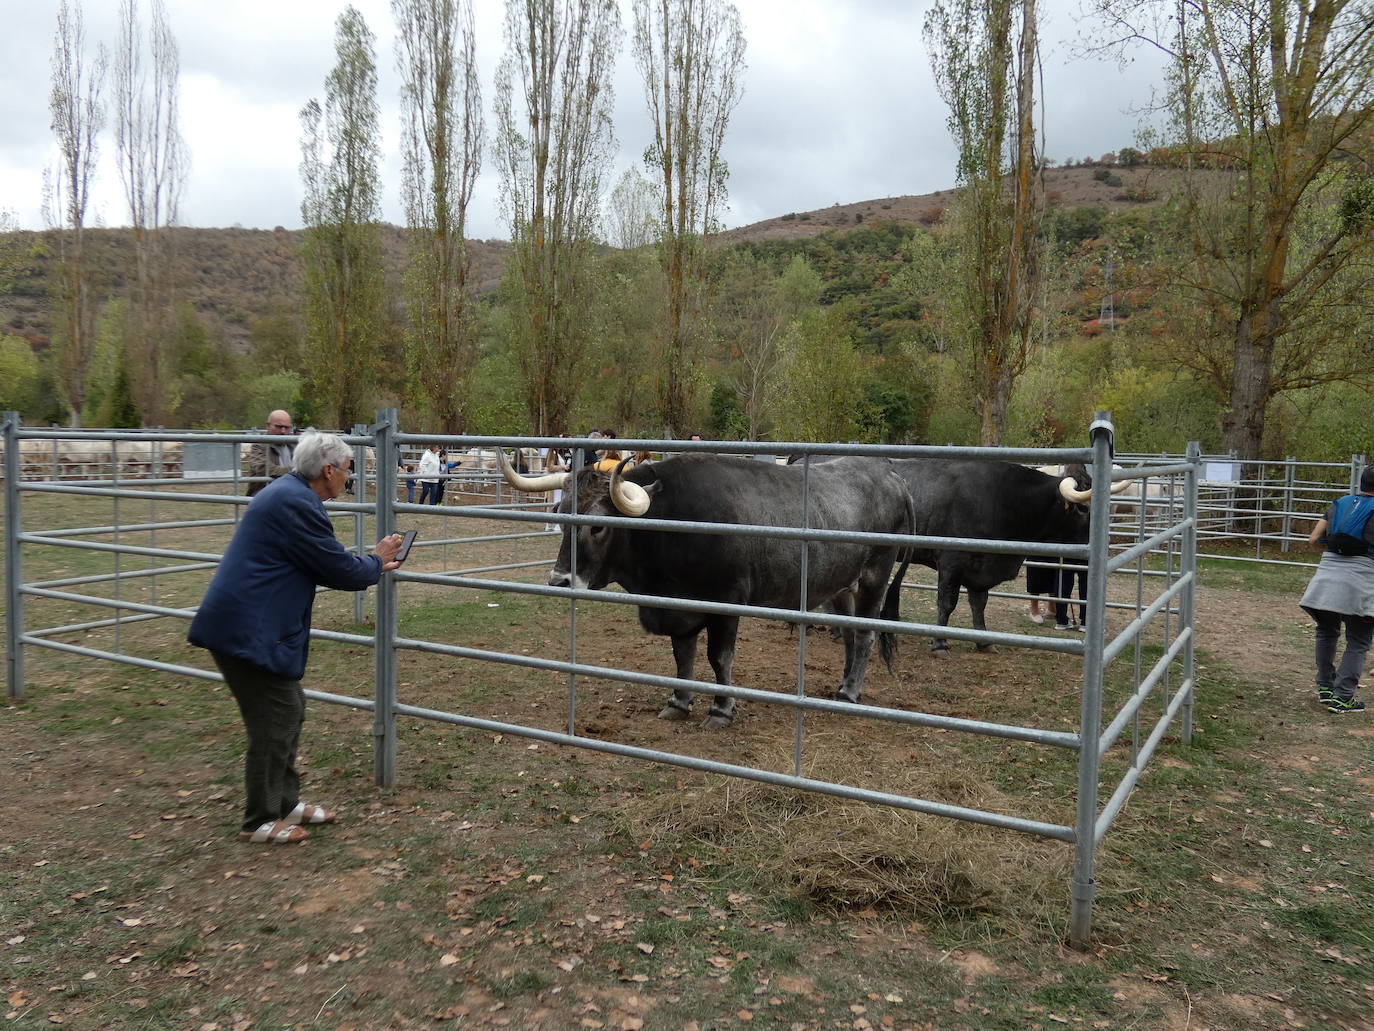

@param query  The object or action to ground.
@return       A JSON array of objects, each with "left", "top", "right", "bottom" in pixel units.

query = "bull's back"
[{"left": 622, "top": 456, "right": 906, "bottom": 608}]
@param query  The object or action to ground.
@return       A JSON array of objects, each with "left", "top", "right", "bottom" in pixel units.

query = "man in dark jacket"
[
  {"left": 245, "top": 409, "right": 297, "bottom": 496},
  {"left": 190, "top": 431, "right": 405, "bottom": 843}
]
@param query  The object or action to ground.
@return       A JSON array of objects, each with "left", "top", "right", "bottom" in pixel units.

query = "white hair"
[{"left": 292, "top": 431, "right": 352, "bottom": 480}]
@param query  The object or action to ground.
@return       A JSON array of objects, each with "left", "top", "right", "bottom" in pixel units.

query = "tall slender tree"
[
  {"left": 114, "top": 0, "right": 187, "bottom": 427},
  {"left": 924, "top": 0, "right": 1042, "bottom": 445},
  {"left": 716, "top": 252, "right": 820, "bottom": 440},
  {"left": 300, "top": 6, "right": 387, "bottom": 430},
  {"left": 604, "top": 166, "right": 659, "bottom": 250},
  {"left": 493, "top": 0, "right": 621, "bottom": 436},
  {"left": 45, "top": 0, "right": 107, "bottom": 427},
  {"left": 394, "top": 0, "right": 484, "bottom": 434},
  {"left": 1090, "top": 0, "right": 1374, "bottom": 460},
  {"left": 631, "top": 0, "right": 745, "bottom": 437}
]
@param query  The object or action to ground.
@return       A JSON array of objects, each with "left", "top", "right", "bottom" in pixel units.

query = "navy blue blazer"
[{"left": 188, "top": 472, "right": 382, "bottom": 679}]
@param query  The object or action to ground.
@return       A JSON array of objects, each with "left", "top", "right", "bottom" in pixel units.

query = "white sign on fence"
[{"left": 1204, "top": 461, "right": 1240, "bottom": 484}]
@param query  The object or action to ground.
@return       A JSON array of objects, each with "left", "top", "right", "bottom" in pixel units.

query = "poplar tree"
[
  {"left": 493, "top": 0, "right": 621, "bottom": 436},
  {"left": 924, "top": 0, "right": 1042, "bottom": 446},
  {"left": 1090, "top": 0, "right": 1374, "bottom": 460},
  {"left": 394, "top": 0, "right": 483, "bottom": 433},
  {"left": 114, "top": 0, "right": 187, "bottom": 427},
  {"left": 631, "top": 0, "right": 745, "bottom": 437},
  {"left": 604, "top": 166, "right": 659, "bottom": 251},
  {"left": 299, "top": 6, "right": 387, "bottom": 430},
  {"left": 45, "top": 0, "right": 107, "bottom": 426}
]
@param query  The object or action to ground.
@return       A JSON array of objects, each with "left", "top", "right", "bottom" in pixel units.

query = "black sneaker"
[
  {"left": 1326, "top": 696, "right": 1366, "bottom": 714},
  {"left": 1317, "top": 687, "right": 1336, "bottom": 704}
]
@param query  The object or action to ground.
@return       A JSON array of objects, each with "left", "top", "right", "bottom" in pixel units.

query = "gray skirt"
[{"left": 1300, "top": 553, "right": 1374, "bottom": 618}]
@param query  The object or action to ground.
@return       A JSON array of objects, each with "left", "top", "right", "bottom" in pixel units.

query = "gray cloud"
[{"left": 2, "top": 0, "right": 1164, "bottom": 238}]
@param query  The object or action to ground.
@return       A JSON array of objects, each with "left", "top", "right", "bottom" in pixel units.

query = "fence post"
[
  {"left": 1280, "top": 457, "right": 1295, "bottom": 554},
  {"left": 4, "top": 412, "right": 23, "bottom": 700},
  {"left": 371, "top": 409, "right": 398, "bottom": 788},
  {"left": 1353, "top": 455, "right": 1367, "bottom": 494},
  {"left": 1181, "top": 441, "right": 1200, "bottom": 745},
  {"left": 352, "top": 423, "right": 367, "bottom": 627},
  {"left": 1069, "top": 411, "right": 1115, "bottom": 950},
  {"left": 1226, "top": 449, "right": 1239, "bottom": 535}
]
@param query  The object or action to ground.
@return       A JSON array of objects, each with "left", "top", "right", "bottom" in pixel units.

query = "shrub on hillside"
[
  {"left": 1272, "top": 382, "right": 1374, "bottom": 460},
  {"left": 1094, "top": 367, "right": 1222, "bottom": 453},
  {"left": 0, "top": 333, "right": 43, "bottom": 416}
]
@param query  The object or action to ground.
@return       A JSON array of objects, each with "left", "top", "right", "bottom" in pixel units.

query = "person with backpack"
[{"left": 1299, "top": 466, "right": 1374, "bottom": 713}]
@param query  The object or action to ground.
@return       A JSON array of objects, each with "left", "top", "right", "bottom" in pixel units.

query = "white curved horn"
[
  {"left": 1059, "top": 477, "right": 1093, "bottom": 504},
  {"left": 609, "top": 455, "right": 651, "bottom": 516},
  {"left": 1108, "top": 469, "right": 1133, "bottom": 495},
  {"left": 495, "top": 447, "right": 568, "bottom": 493}
]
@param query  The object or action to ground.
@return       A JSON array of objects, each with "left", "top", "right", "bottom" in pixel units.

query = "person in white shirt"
[{"left": 417, "top": 444, "right": 442, "bottom": 505}]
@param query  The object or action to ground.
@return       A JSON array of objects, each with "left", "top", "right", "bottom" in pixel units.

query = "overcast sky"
[{"left": 1, "top": 0, "right": 1166, "bottom": 240}]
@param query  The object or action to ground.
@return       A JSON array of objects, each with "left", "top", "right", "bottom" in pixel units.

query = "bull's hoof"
[
  {"left": 975, "top": 643, "right": 996, "bottom": 653},
  {"left": 833, "top": 689, "right": 861, "bottom": 705},
  {"left": 657, "top": 705, "right": 692, "bottom": 721},
  {"left": 930, "top": 646, "right": 952, "bottom": 660},
  {"left": 702, "top": 713, "right": 734, "bottom": 730}
]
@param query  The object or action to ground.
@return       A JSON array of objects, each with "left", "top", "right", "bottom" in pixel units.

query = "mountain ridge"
[{"left": 1, "top": 163, "right": 1171, "bottom": 357}]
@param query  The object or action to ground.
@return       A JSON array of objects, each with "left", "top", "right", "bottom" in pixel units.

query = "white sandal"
[
  {"left": 283, "top": 802, "right": 336, "bottom": 826},
  {"left": 239, "top": 820, "right": 309, "bottom": 844}
]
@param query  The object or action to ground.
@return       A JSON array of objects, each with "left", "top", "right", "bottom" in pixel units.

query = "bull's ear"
[{"left": 644, "top": 480, "right": 662, "bottom": 498}]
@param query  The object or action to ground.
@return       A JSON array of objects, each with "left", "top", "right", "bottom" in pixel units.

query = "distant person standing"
[
  {"left": 540, "top": 438, "right": 571, "bottom": 530},
  {"left": 418, "top": 444, "right": 442, "bottom": 505},
  {"left": 580, "top": 429, "right": 604, "bottom": 467},
  {"left": 1299, "top": 466, "right": 1374, "bottom": 714},
  {"left": 434, "top": 449, "right": 449, "bottom": 505},
  {"left": 246, "top": 409, "right": 296, "bottom": 496}
]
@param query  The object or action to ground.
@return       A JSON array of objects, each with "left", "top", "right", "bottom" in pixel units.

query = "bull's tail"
[
  {"left": 878, "top": 484, "right": 917, "bottom": 671},
  {"left": 879, "top": 551, "right": 911, "bottom": 671}
]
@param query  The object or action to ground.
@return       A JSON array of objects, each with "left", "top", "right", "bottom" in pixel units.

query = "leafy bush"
[
  {"left": 1093, "top": 366, "right": 1222, "bottom": 453},
  {"left": 769, "top": 307, "right": 869, "bottom": 442},
  {"left": 0, "top": 333, "right": 43, "bottom": 416},
  {"left": 1004, "top": 339, "right": 1112, "bottom": 446},
  {"left": 1273, "top": 382, "right": 1374, "bottom": 460},
  {"left": 708, "top": 380, "right": 747, "bottom": 439}
]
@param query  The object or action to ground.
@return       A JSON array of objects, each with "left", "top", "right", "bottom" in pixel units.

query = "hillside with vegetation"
[{"left": 1, "top": 159, "right": 1370, "bottom": 459}]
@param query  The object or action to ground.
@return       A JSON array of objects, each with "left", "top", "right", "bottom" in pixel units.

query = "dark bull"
[{"left": 498, "top": 450, "right": 915, "bottom": 727}]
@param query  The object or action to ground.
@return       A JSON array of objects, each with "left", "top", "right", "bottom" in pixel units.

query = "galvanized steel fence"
[
  {"left": 1116, "top": 451, "right": 1366, "bottom": 566},
  {"left": 3, "top": 409, "right": 1199, "bottom": 947}
]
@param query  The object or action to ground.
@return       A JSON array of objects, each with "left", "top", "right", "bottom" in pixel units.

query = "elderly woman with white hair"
[{"left": 189, "top": 431, "right": 406, "bottom": 844}]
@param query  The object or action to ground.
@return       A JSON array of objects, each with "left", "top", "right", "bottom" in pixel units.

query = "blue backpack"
[{"left": 1327, "top": 495, "right": 1374, "bottom": 556}]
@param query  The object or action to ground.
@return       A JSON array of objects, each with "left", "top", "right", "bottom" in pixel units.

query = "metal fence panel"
[{"left": 2, "top": 412, "right": 1204, "bottom": 948}]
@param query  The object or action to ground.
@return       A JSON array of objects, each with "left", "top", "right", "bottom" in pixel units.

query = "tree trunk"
[{"left": 1220, "top": 315, "right": 1274, "bottom": 461}]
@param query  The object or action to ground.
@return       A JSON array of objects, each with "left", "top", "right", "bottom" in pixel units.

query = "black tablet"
[{"left": 393, "top": 530, "right": 418, "bottom": 563}]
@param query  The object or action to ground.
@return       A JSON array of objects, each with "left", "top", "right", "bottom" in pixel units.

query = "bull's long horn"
[
  {"left": 1109, "top": 474, "right": 1132, "bottom": 495},
  {"left": 1059, "top": 477, "right": 1093, "bottom": 504},
  {"left": 609, "top": 455, "right": 651, "bottom": 516},
  {"left": 495, "top": 448, "right": 568, "bottom": 492}
]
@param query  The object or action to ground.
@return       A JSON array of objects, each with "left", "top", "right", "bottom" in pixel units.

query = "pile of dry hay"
[{"left": 619, "top": 739, "right": 1072, "bottom": 922}]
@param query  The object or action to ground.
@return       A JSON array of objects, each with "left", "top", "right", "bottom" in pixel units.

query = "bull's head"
[{"left": 495, "top": 448, "right": 656, "bottom": 589}]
